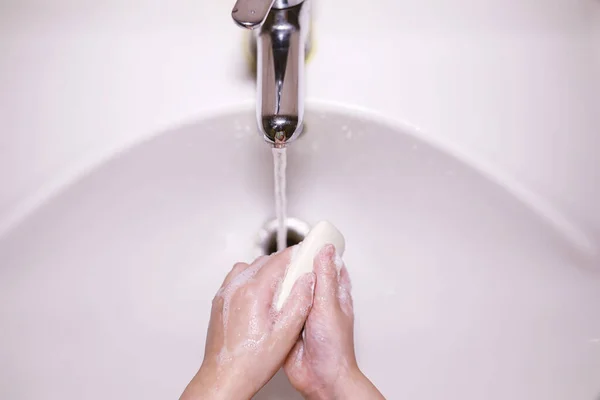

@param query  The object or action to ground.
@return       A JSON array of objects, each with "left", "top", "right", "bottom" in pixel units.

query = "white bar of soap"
[{"left": 275, "top": 220, "right": 345, "bottom": 310}]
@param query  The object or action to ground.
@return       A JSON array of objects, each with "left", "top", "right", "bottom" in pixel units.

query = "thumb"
[
  {"left": 313, "top": 245, "right": 339, "bottom": 307},
  {"left": 284, "top": 338, "right": 305, "bottom": 371},
  {"left": 275, "top": 272, "right": 315, "bottom": 338},
  {"left": 284, "top": 338, "right": 307, "bottom": 383}
]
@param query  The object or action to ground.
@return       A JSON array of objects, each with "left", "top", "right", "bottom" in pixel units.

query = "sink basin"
[{"left": 0, "top": 104, "right": 598, "bottom": 399}]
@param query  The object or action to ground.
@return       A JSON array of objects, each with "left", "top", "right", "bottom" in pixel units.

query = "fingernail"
[
  {"left": 319, "top": 244, "right": 336, "bottom": 260},
  {"left": 303, "top": 272, "right": 316, "bottom": 295}
]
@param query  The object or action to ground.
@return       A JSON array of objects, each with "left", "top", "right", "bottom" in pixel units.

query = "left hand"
[{"left": 180, "top": 248, "right": 316, "bottom": 400}]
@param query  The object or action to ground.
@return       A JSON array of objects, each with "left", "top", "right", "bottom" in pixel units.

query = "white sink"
[{"left": 1, "top": 104, "right": 598, "bottom": 399}]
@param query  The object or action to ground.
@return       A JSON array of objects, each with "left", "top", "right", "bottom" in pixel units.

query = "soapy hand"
[
  {"left": 180, "top": 248, "right": 315, "bottom": 400},
  {"left": 284, "top": 245, "right": 385, "bottom": 400}
]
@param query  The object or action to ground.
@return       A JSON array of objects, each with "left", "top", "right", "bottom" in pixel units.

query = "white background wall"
[{"left": 1, "top": 0, "right": 599, "bottom": 246}]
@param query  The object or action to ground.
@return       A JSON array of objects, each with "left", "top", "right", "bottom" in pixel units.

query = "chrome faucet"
[{"left": 231, "top": 0, "right": 310, "bottom": 146}]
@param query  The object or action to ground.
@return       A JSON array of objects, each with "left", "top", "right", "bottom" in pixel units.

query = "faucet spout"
[{"left": 232, "top": 0, "right": 310, "bottom": 146}]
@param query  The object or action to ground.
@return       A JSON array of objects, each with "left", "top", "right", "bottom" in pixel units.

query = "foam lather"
[{"left": 275, "top": 220, "right": 345, "bottom": 310}]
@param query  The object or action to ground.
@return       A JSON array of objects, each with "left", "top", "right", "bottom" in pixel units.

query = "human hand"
[
  {"left": 284, "top": 245, "right": 385, "bottom": 400},
  {"left": 180, "top": 248, "right": 316, "bottom": 400}
]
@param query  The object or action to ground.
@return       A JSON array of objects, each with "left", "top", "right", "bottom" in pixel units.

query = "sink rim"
[{"left": 0, "top": 100, "right": 594, "bottom": 260}]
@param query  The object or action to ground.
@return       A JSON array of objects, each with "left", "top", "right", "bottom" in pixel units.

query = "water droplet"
[
  {"left": 250, "top": 9, "right": 256, "bottom": 14},
  {"left": 274, "top": 131, "right": 286, "bottom": 143}
]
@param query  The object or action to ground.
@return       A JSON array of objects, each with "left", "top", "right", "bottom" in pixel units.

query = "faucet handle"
[{"left": 231, "top": 0, "right": 276, "bottom": 29}]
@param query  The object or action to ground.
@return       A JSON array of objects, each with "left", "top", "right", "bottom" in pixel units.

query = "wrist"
[
  {"left": 303, "top": 366, "right": 365, "bottom": 400},
  {"left": 311, "top": 367, "right": 381, "bottom": 400},
  {"left": 333, "top": 367, "right": 368, "bottom": 399},
  {"left": 335, "top": 367, "right": 385, "bottom": 400},
  {"left": 181, "top": 364, "right": 254, "bottom": 400}
]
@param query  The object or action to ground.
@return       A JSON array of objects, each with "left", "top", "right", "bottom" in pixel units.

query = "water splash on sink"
[{"left": 273, "top": 147, "right": 288, "bottom": 252}]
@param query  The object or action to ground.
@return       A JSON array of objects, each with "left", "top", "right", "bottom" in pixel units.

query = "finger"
[
  {"left": 255, "top": 246, "right": 295, "bottom": 286},
  {"left": 337, "top": 266, "right": 354, "bottom": 317},
  {"left": 251, "top": 255, "right": 269, "bottom": 266},
  {"left": 220, "top": 262, "right": 250, "bottom": 288},
  {"left": 219, "top": 254, "right": 271, "bottom": 289},
  {"left": 274, "top": 272, "right": 315, "bottom": 342},
  {"left": 284, "top": 338, "right": 306, "bottom": 377},
  {"left": 313, "top": 244, "right": 339, "bottom": 308}
]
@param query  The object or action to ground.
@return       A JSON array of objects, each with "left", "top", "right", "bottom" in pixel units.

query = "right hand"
[
  {"left": 283, "top": 245, "right": 385, "bottom": 400},
  {"left": 180, "top": 249, "right": 315, "bottom": 400}
]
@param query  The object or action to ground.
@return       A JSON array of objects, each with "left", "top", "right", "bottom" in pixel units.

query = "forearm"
[
  {"left": 304, "top": 369, "right": 385, "bottom": 400},
  {"left": 344, "top": 371, "right": 385, "bottom": 400},
  {"left": 180, "top": 365, "right": 254, "bottom": 400}
]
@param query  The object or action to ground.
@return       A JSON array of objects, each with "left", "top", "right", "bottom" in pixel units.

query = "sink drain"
[{"left": 256, "top": 218, "right": 310, "bottom": 256}]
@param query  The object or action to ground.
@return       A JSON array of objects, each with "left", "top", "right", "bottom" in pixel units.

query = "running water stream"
[{"left": 272, "top": 147, "right": 288, "bottom": 252}]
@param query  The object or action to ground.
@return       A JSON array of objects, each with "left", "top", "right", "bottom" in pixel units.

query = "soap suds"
[
  {"left": 333, "top": 251, "right": 344, "bottom": 271},
  {"left": 215, "top": 260, "right": 269, "bottom": 366},
  {"left": 211, "top": 247, "right": 321, "bottom": 372},
  {"left": 217, "top": 347, "right": 233, "bottom": 365},
  {"left": 337, "top": 266, "right": 353, "bottom": 316},
  {"left": 216, "top": 335, "right": 267, "bottom": 367},
  {"left": 273, "top": 272, "right": 315, "bottom": 333},
  {"left": 334, "top": 251, "right": 344, "bottom": 272},
  {"left": 215, "top": 251, "right": 309, "bottom": 369},
  {"left": 240, "top": 335, "right": 267, "bottom": 352},
  {"left": 332, "top": 251, "right": 352, "bottom": 313},
  {"left": 247, "top": 300, "right": 261, "bottom": 336},
  {"left": 217, "top": 257, "right": 269, "bottom": 334}
]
